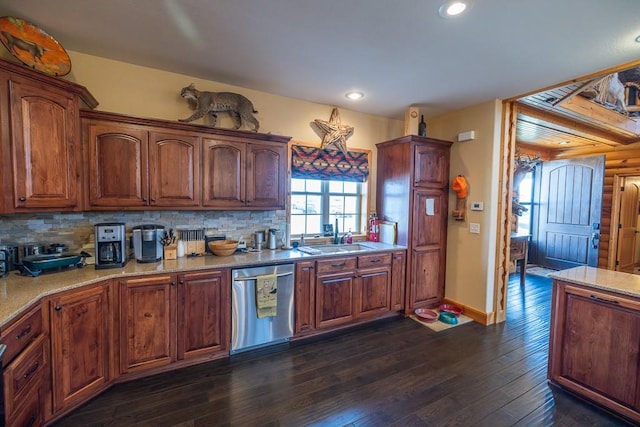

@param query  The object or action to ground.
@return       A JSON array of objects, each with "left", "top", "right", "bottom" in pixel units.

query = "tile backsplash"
[{"left": 0, "top": 210, "right": 287, "bottom": 252}]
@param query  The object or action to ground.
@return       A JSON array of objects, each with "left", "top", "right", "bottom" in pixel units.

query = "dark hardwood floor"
[{"left": 53, "top": 274, "right": 631, "bottom": 426}]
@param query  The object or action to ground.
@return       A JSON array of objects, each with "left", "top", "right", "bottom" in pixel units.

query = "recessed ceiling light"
[
  {"left": 635, "top": 34, "right": 640, "bottom": 43},
  {"left": 345, "top": 91, "right": 364, "bottom": 100},
  {"left": 438, "top": 0, "right": 474, "bottom": 18},
  {"left": 557, "top": 141, "right": 570, "bottom": 145}
]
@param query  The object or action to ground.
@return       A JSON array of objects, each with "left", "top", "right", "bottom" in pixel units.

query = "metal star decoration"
[{"left": 314, "top": 108, "right": 354, "bottom": 154}]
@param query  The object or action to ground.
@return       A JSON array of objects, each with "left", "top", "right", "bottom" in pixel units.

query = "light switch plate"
[
  {"left": 470, "top": 202, "right": 483, "bottom": 211},
  {"left": 469, "top": 223, "right": 480, "bottom": 234}
]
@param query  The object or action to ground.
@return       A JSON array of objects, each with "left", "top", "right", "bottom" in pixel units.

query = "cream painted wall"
[
  {"left": 56, "top": 51, "right": 404, "bottom": 211},
  {"left": 427, "top": 100, "right": 503, "bottom": 315}
]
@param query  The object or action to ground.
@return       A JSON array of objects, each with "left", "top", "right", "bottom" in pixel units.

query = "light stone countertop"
[
  {"left": 550, "top": 266, "right": 640, "bottom": 299},
  {"left": 0, "top": 242, "right": 405, "bottom": 328}
]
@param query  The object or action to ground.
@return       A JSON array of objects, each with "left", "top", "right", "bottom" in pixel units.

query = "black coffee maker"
[{"left": 95, "top": 223, "right": 127, "bottom": 269}]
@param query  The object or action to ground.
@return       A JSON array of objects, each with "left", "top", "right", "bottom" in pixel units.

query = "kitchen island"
[{"left": 548, "top": 266, "right": 640, "bottom": 424}]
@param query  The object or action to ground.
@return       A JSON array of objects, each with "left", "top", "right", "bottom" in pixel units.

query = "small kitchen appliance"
[
  {"left": 132, "top": 224, "right": 164, "bottom": 263},
  {"left": 0, "top": 243, "right": 20, "bottom": 274},
  {"left": 95, "top": 223, "right": 127, "bottom": 269},
  {"left": 267, "top": 228, "right": 279, "bottom": 250}
]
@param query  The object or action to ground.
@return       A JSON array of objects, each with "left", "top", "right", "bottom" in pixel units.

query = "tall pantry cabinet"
[{"left": 376, "top": 135, "right": 452, "bottom": 313}]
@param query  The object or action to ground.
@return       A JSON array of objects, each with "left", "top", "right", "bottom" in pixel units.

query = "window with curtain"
[{"left": 290, "top": 145, "right": 369, "bottom": 238}]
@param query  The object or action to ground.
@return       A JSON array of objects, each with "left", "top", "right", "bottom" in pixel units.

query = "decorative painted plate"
[{"left": 0, "top": 16, "right": 71, "bottom": 76}]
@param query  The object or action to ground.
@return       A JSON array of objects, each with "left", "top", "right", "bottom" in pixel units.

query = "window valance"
[{"left": 291, "top": 145, "right": 369, "bottom": 183}]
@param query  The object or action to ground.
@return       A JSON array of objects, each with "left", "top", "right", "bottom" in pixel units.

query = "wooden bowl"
[{"left": 207, "top": 240, "right": 239, "bottom": 256}]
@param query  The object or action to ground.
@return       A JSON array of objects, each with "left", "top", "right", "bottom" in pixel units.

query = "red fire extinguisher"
[{"left": 369, "top": 213, "right": 379, "bottom": 242}]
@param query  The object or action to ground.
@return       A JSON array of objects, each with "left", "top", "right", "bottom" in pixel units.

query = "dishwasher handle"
[{"left": 233, "top": 271, "right": 293, "bottom": 281}]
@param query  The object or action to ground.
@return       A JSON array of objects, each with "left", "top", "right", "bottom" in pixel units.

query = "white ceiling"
[{"left": 1, "top": 0, "right": 639, "bottom": 119}]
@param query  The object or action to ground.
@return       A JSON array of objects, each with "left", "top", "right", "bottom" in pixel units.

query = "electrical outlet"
[
  {"left": 237, "top": 240, "right": 247, "bottom": 249},
  {"left": 469, "top": 223, "right": 480, "bottom": 234}
]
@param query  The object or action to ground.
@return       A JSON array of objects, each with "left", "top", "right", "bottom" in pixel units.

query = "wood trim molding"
[{"left": 443, "top": 297, "right": 493, "bottom": 325}]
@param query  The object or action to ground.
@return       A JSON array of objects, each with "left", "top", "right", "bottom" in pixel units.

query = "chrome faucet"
[{"left": 333, "top": 218, "right": 339, "bottom": 244}]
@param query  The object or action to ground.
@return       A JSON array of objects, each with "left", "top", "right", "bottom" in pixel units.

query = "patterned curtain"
[{"left": 291, "top": 145, "right": 369, "bottom": 183}]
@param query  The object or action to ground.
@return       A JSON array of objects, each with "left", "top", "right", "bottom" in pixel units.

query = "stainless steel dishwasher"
[{"left": 231, "top": 263, "right": 295, "bottom": 354}]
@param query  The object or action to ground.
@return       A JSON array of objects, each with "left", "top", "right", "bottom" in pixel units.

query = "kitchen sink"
[{"left": 298, "top": 243, "right": 373, "bottom": 255}]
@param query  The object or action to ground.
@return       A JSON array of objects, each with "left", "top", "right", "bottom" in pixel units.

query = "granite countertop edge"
[
  {"left": 0, "top": 242, "right": 406, "bottom": 328},
  {"left": 549, "top": 266, "right": 640, "bottom": 299}
]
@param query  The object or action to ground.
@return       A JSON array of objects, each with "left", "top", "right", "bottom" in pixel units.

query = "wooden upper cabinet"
[
  {"left": 203, "top": 137, "right": 286, "bottom": 209},
  {"left": 9, "top": 79, "right": 80, "bottom": 211},
  {"left": 413, "top": 144, "right": 450, "bottom": 188},
  {"left": 86, "top": 121, "right": 149, "bottom": 208},
  {"left": 149, "top": 131, "right": 200, "bottom": 207},
  {"left": 202, "top": 138, "right": 245, "bottom": 208},
  {"left": 80, "top": 110, "right": 290, "bottom": 211},
  {"left": 246, "top": 142, "right": 286, "bottom": 209},
  {"left": 85, "top": 118, "right": 201, "bottom": 209}
]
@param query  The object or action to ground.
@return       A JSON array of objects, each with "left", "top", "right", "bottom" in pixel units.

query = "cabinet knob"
[
  {"left": 151, "top": 198, "right": 157, "bottom": 202},
  {"left": 171, "top": 281, "right": 176, "bottom": 286},
  {"left": 179, "top": 280, "right": 184, "bottom": 285},
  {"left": 142, "top": 198, "right": 148, "bottom": 202},
  {"left": 54, "top": 305, "right": 62, "bottom": 311},
  {"left": 19, "top": 196, "right": 26, "bottom": 202}
]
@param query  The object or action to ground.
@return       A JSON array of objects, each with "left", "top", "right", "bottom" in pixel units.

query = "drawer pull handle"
[
  {"left": 331, "top": 262, "right": 346, "bottom": 268},
  {"left": 369, "top": 259, "right": 381, "bottom": 263},
  {"left": 55, "top": 305, "right": 63, "bottom": 311},
  {"left": 589, "top": 295, "right": 619, "bottom": 305},
  {"left": 144, "top": 312, "right": 152, "bottom": 317},
  {"left": 23, "top": 361, "right": 39, "bottom": 379},
  {"left": 19, "top": 196, "right": 26, "bottom": 202},
  {"left": 16, "top": 324, "right": 32, "bottom": 340}
]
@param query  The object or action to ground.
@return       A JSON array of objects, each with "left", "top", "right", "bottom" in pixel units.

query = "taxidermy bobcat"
[{"left": 179, "top": 83, "right": 260, "bottom": 131}]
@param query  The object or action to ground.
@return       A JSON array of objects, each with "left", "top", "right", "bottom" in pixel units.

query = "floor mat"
[
  {"left": 526, "top": 265, "right": 558, "bottom": 278},
  {"left": 410, "top": 310, "right": 474, "bottom": 332}
]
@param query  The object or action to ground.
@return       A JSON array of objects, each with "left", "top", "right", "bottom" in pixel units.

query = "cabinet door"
[
  {"left": 246, "top": 142, "right": 286, "bottom": 209},
  {"left": 550, "top": 283, "right": 640, "bottom": 411},
  {"left": 149, "top": 131, "right": 201, "bottom": 207},
  {"left": 316, "top": 272, "right": 355, "bottom": 329},
  {"left": 295, "top": 261, "right": 316, "bottom": 334},
  {"left": 202, "top": 138, "right": 245, "bottom": 208},
  {"left": 177, "top": 270, "right": 229, "bottom": 360},
  {"left": 355, "top": 267, "right": 391, "bottom": 319},
  {"left": 120, "top": 275, "right": 177, "bottom": 374},
  {"left": 390, "top": 251, "right": 406, "bottom": 311},
  {"left": 409, "top": 190, "right": 447, "bottom": 309},
  {"left": 9, "top": 79, "right": 80, "bottom": 210},
  {"left": 413, "top": 144, "right": 450, "bottom": 188},
  {"left": 86, "top": 121, "right": 149, "bottom": 207},
  {"left": 50, "top": 282, "right": 111, "bottom": 412}
]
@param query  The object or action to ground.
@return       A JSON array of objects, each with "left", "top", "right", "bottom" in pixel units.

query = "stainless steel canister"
[{"left": 23, "top": 243, "right": 46, "bottom": 257}]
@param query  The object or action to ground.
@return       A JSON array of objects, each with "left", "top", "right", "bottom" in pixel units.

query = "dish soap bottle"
[{"left": 346, "top": 229, "right": 353, "bottom": 244}]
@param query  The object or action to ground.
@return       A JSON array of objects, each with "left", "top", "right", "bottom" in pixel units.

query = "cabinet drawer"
[
  {"left": 316, "top": 257, "right": 357, "bottom": 275},
  {"left": 358, "top": 253, "right": 392, "bottom": 269},
  {"left": 0, "top": 305, "right": 42, "bottom": 365},
  {"left": 6, "top": 385, "right": 43, "bottom": 427},
  {"left": 3, "top": 334, "right": 47, "bottom": 420}
]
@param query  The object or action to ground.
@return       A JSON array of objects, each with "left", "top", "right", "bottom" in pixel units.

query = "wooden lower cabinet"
[
  {"left": 49, "top": 281, "right": 112, "bottom": 413},
  {"left": 294, "top": 261, "right": 315, "bottom": 334},
  {"left": 390, "top": 251, "right": 406, "bottom": 311},
  {"left": 302, "top": 251, "right": 402, "bottom": 333},
  {"left": 548, "top": 280, "right": 640, "bottom": 423},
  {"left": 120, "top": 270, "right": 229, "bottom": 374},
  {"left": 120, "top": 274, "right": 177, "bottom": 373},
  {"left": 177, "top": 270, "right": 229, "bottom": 360}
]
